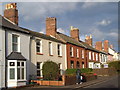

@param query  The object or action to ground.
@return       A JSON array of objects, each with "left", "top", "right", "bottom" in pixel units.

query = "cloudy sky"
[{"left": 0, "top": 1, "right": 119, "bottom": 51}]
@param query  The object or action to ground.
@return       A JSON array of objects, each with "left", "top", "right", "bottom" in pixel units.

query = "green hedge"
[
  {"left": 42, "top": 61, "right": 59, "bottom": 80},
  {"left": 108, "top": 61, "right": 120, "bottom": 72},
  {"left": 65, "top": 68, "right": 93, "bottom": 75}
]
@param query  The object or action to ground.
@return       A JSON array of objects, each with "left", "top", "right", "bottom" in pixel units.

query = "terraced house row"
[{"left": 0, "top": 3, "right": 119, "bottom": 89}]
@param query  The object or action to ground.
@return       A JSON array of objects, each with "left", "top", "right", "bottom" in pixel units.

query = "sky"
[{"left": 0, "top": 1, "right": 119, "bottom": 52}]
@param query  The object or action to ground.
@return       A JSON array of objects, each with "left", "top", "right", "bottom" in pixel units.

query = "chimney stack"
[
  {"left": 46, "top": 17, "right": 57, "bottom": 37},
  {"left": 4, "top": 3, "right": 18, "bottom": 25},
  {"left": 85, "top": 35, "right": 92, "bottom": 46},
  {"left": 104, "top": 40, "right": 109, "bottom": 53},
  {"left": 70, "top": 26, "right": 79, "bottom": 41},
  {"left": 95, "top": 41, "right": 102, "bottom": 51}
]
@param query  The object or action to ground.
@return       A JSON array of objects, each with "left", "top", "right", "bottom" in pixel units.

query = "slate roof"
[
  {"left": 57, "top": 32, "right": 100, "bottom": 53},
  {"left": 7, "top": 52, "right": 26, "bottom": 60},
  {"left": 21, "top": 27, "right": 65, "bottom": 44},
  {"left": 0, "top": 15, "right": 29, "bottom": 34},
  {"left": 56, "top": 32, "right": 85, "bottom": 48}
]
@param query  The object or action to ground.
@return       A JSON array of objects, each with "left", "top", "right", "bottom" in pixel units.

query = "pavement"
[{"left": 26, "top": 75, "right": 112, "bottom": 89}]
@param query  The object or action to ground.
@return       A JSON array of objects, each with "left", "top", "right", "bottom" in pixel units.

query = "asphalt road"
[{"left": 83, "top": 75, "right": 119, "bottom": 88}]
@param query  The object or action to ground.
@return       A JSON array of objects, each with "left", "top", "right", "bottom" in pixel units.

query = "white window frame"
[
  {"left": 82, "top": 50, "right": 84, "bottom": 59},
  {"left": 37, "top": 62, "right": 43, "bottom": 77},
  {"left": 58, "top": 44, "right": 62, "bottom": 56},
  {"left": 92, "top": 52, "right": 94, "bottom": 60},
  {"left": 36, "top": 39, "right": 42, "bottom": 53},
  {"left": 17, "top": 61, "right": 26, "bottom": 81},
  {"left": 49, "top": 42, "right": 53, "bottom": 55},
  {"left": 70, "top": 47, "right": 74, "bottom": 57},
  {"left": 77, "top": 49, "right": 79, "bottom": 58},
  {"left": 12, "top": 34, "right": 20, "bottom": 52},
  {"left": 96, "top": 53, "right": 98, "bottom": 61},
  {"left": 89, "top": 52, "right": 91, "bottom": 60}
]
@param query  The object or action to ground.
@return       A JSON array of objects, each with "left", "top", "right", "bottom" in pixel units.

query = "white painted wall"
[
  {"left": 0, "top": 28, "right": 5, "bottom": 89},
  {"left": 6, "top": 29, "right": 30, "bottom": 86},
  {"left": 30, "top": 37, "right": 67, "bottom": 77}
]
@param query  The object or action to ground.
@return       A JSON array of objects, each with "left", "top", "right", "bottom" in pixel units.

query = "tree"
[{"left": 42, "top": 61, "right": 59, "bottom": 80}]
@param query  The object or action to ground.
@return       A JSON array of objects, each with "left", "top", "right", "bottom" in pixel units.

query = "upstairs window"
[
  {"left": 96, "top": 53, "right": 98, "bottom": 61},
  {"left": 49, "top": 42, "right": 53, "bottom": 55},
  {"left": 93, "top": 52, "right": 94, "bottom": 60},
  {"left": 70, "top": 46, "right": 74, "bottom": 57},
  {"left": 82, "top": 50, "right": 84, "bottom": 59},
  {"left": 89, "top": 52, "right": 91, "bottom": 60},
  {"left": 12, "top": 34, "right": 19, "bottom": 52},
  {"left": 36, "top": 40, "right": 42, "bottom": 53},
  {"left": 58, "top": 44, "right": 62, "bottom": 56},
  {"left": 76, "top": 49, "right": 79, "bottom": 58}
]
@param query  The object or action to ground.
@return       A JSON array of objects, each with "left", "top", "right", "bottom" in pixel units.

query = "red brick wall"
[
  {"left": 95, "top": 41, "right": 102, "bottom": 51},
  {"left": 85, "top": 35, "right": 92, "bottom": 46},
  {"left": 104, "top": 40, "right": 109, "bottom": 53},
  {"left": 66, "top": 43, "right": 87, "bottom": 69}
]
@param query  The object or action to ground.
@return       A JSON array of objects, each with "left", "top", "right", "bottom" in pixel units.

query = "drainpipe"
[{"left": 5, "top": 29, "right": 7, "bottom": 89}]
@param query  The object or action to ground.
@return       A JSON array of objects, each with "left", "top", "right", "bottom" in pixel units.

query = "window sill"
[
  {"left": 58, "top": 56, "right": 62, "bottom": 58},
  {"left": 49, "top": 55, "right": 53, "bottom": 56},
  {"left": 37, "top": 53, "right": 43, "bottom": 55}
]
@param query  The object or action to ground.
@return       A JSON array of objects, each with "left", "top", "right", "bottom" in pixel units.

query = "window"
[
  {"left": 82, "top": 50, "right": 84, "bottom": 59},
  {"left": 12, "top": 34, "right": 19, "bottom": 52},
  {"left": 92, "top": 52, "right": 94, "bottom": 60},
  {"left": 49, "top": 42, "right": 53, "bottom": 55},
  {"left": 89, "top": 52, "right": 91, "bottom": 60},
  {"left": 10, "top": 62, "right": 15, "bottom": 66},
  {"left": 96, "top": 54, "right": 98, "bottom": 61},
  {"left": 82, "top": 62, "right": 84, "bottom": 68},
  {"left": 76, "top": 61, "right": 80, "bottom": 68},
  {"left": 70, "top": 61, "right": 74, "bottom": 68},
  {"left": 17, "top": 61, "right": 25, "bottom": 80},
  {"left": 70, "top": 46, "right": 74, "bottom": 57},
  {"left": 36, "top": 40, "right": 42, "bottom": 53},
  {"left": 37, "top": 62, "right": 42, "bottom": 77},
  {"left": 10, "top": 68, "right": 15, "bottom": 79},
  {"left": 58, "top": 63, "right": 62, "bottom": 75},
  {"left": 58, "top": 44, "right": 62, "bottom": 56},
  {"left": 76, "top": 49, "right": 79, "bottom": 58}
]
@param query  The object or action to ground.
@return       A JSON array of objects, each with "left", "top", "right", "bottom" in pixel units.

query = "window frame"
[
  {"left": 49, "top": 42, "right": 53, "bottom": 55},
  {"left": 36, "top": 39, "right": 42, "bottom": 53}
]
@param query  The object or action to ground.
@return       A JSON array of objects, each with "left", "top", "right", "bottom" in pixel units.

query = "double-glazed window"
[
  {"left": 82, "top": 50, "right": 84, "bottom": 59},
  {"left": 89, "top": 52, "right": 91, "bottom": 60},
  {"left": 70, "top": 46, "right": 74, "bottom": 57},
  {"left": 36, "top": 40, "right": 42, "bottom": 53},
  {"left": 37, "top": 62, "right": 42, "bottom": 77},
  {"left": 58, "top": 44, "right": 62, "bottom": 56},
  {"left": 49, "top": 42, "right": 53, "bottom": 55},
  {"left": 96, "top": 54, "right": 98, "bottom": 61},
  {"left": 8, "top": 61, "right": 26, "bottom": 80},
  {"left": 70, "top": 60, "right": 74, "bottom": 68},
  {"left": 76, "top": 49, "right": 79, "bottom": 58},
  {"left": 93, "top": 52, "right": 94, "bottom": 60},
  {"left": 12, "top": 34, "right": 19, "bottom": 52},
  {"left": 17, "top": 61, "right": 25, "bottom": 80}
]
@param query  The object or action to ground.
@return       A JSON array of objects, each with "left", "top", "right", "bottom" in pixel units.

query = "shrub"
[
  {"left": 42, "top": 61, "right": 59, "bottom": 80},
  {"left": 108, "top": 61, "right": 120, "bottom": 73},
  {"left": 65, "top": 68, "right": 93, "bottom": 75}
]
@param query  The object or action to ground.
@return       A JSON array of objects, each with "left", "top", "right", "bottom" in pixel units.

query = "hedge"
[
  {"left": 65, "top": 68, "right": 93, "bottom": 75},
  {"left": 42, "top": 61, "right": 59, "bottom": 80},
  {"left": 108, "top": 61, "right": 120, "bottom": 72}
]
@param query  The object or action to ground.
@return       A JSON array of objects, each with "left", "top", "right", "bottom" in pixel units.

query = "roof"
[
  {"left": 57, "top": 32, "right": 100, "bottom": 52},
  {"left": 79, "top": 41, "right": 101, "bottom": 52},
  {"left": 56, "top": 32, "right": 85, "bottom": 48},
  {"left": 6, "top": 52, "right": 26, "bottom": 60},
  {"left": 0, "top": 15, "right": 29, "bottom": 34},
  {"left": 21, "top": 27, "right": 65, "bottom": 44}
]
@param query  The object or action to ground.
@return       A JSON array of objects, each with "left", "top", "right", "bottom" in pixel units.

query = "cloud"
[
  {"left": 18, "top": 2, "right": 78, "bottom": 22},
  {"left": 96, "top": 19, "right": 111, "bottom": 26},
  {"left": 107, "top": 32, "right": 118, "bottom": 39},
  {"left": 57, "top": 28, "right": 65, "bottom": 34},
  {"left": 82, "top": 2, "right": 99, "bottom": 8}
]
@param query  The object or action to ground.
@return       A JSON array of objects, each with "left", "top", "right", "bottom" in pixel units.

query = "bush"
[
  {"left": 65, "top": 68, "right": 93, "bottom": 75},
  {"left": 42, "top": 61, "right": 59, "bottom": 80},
  {"left": 108, "top": 61, "right": 120, "bottom": 73}
]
